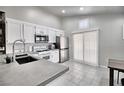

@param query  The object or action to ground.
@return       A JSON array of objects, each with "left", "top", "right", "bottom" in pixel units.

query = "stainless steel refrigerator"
[{"left": 55, "top": 36, "right": 69, "bottom": 63}]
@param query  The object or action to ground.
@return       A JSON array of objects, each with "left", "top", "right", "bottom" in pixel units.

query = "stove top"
[{"left": 36, "top": 49, "right": 50, "bottom": 52}]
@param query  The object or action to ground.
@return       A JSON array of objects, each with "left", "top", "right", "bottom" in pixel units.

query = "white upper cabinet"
[
  {"left": 48, "top": 28, "right": 56, "bottom": 43},
  {"left": 23, "top": 23, "right": 35, "bottom": 43},
  {"left": 36, "top": 26, "right": 48, "bottom": 35},
  {"left": 48, "top": 29, "right": 65, "bottom": 43},
  {"left": 56, "top": 30, "right": 65, "bottom": 36},
  {"left": 6, "top": 18, "right": 64, "bottom": 44},
  {"left": 6, "top": 18, "right": 23, "bottom": 43}
]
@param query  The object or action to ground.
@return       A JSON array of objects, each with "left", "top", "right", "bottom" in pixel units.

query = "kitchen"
[
  {"left": 5, "top": 17, "right": 68, "bottom": 63},
  {"left": 1, "top": 6, "right": 124, "bottom": 86},
  {"left": 0, "top": 7, "right": 70, "bottom": 85}
]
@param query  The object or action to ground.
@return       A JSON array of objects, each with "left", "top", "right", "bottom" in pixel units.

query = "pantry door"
[
  {"left": 84, "top": 31, "right": 98, "bottom": 66},
  {"left": 73, "top": 33, "right": 84, "bottom": 62}
]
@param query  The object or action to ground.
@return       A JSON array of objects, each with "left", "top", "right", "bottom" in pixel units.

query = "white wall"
[
  {"left": 0, "top": 6, "right": 62, "bottom": 29},
  {"left": 62, "top": 13, "right": 124, "bottom": 67}
]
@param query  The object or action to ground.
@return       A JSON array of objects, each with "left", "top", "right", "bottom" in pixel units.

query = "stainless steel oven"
[
  {"left": 35, "top": 34, "right": 49, "bottom": 43},
  {"left": 39, "top": 51, "right": 50, "bottom": 60},
  {"left": 42, "top": 55, "right": 50, "bottom": 60}
]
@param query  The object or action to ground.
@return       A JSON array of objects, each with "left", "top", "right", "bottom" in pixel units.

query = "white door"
[
  {"left": 73, "top": 33, "right": 84, "bottom": 61},
  {"left": 84, "top": 31, "right": 98, "bottom": 66},
  {"left": 23, "top": 23, "right": 35, "bottom": 43},
  {"left": 7, "top": 19, "right": 23, "bottom": 43}
]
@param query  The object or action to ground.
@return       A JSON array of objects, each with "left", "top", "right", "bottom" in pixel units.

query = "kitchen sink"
[{"left": 16, "top": 56, "right": 38, "bottom": 64}]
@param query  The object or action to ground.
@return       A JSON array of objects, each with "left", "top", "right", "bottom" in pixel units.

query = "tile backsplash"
[
  {"left": 6, "top": 43, "right": 50, "bottom": 54},
  {"left": 0, "top": 43, "right": 52, "bottom": 63}
]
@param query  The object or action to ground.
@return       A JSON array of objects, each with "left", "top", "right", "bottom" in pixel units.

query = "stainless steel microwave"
[{"left": 35, "top": 34, "right": 49, "bottom": 43}]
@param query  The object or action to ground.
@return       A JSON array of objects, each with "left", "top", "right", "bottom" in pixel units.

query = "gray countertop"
[
  {"left": 9, "top": 49, "right": 59, "bottom": 55},
  {"left": 0, "top": 58, "right": 69, "bottom": 86}
]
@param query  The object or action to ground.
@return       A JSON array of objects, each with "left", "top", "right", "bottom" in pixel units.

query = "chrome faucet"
[{"left": 12, "top": 39, "right": 25, "bottom": 62}]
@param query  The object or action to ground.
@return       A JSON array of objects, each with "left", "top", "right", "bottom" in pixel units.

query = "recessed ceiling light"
[
  {"left": 80, "top": 7, "right": 84, "bottom": 11},
  {"left": 62, "top": 10, "right": 66, "bottom": 13}
]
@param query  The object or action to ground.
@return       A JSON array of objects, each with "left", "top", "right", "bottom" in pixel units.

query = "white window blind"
[
  {"left": 73, "top": 30, "right": 98, "bottom": 66},
  {"left": 84, "top": 31, "right": 98, "bottom": 66},
  {"left": 73, "top": 33, "right": 84, "bottom": 61}
]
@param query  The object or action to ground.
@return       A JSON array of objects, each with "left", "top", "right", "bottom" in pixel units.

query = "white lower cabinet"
[{"left": 49, "top": 50, "right": 59, "bottom": 63}]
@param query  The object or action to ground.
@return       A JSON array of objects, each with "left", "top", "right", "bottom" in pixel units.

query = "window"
[{"left": 79, "top": 19, "right": 89, "bottom": 29}]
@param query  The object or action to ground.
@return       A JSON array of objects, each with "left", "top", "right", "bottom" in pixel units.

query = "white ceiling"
[{"left": 40, "top": 6, "right": 124, "bottom": 17}]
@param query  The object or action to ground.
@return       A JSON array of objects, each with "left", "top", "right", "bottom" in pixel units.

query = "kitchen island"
[{"left": 0, "top": 58, "right": 69, "bottom": 86}]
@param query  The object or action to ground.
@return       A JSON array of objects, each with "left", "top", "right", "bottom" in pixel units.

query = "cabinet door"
[
  {"left": 60, "top": 30, "right": 65, "bottom": 36},
  {"left": 7, "top": 19, "right": 23, "bottom": 43},
  {"left": 56, "top": 30, "right": 64, "bottom": 36},
  {"left": 53, "top": 50, "right": 59, "bottom": 63},
  {"left": 56, "top": 31, "right": 61, "bottom": 36},
  {"left": 48, "top": 29, "right": 56, "bottom": 43},
  {"left": 73, "top": 33, "right": 84, "bottom": 61},
  {"left": 49, "top": 53, "right": 53, "bottom": 62},
  {"left": 36, "top": 26, "right": 48, "bottom": 35},
  {"left": 23, "top": 23, "right": 35, "bottom": 43},
  {"left": 50, "top": 50, "right": 59, "bottom": 63},
  {"left": 52, "top": 31, "right": 56, "bottom": 43}
]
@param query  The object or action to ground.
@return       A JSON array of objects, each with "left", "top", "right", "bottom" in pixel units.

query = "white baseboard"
[
  {"left": 69, "top": 59, "right": 108, "bottom": 69},
  {"left": 71, "top": 59, "right": 99, "bottom": 67}
]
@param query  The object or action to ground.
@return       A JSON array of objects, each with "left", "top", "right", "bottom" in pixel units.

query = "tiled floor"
[{"left": 46, "top": 60, "right": 124, "bottom": 86}]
